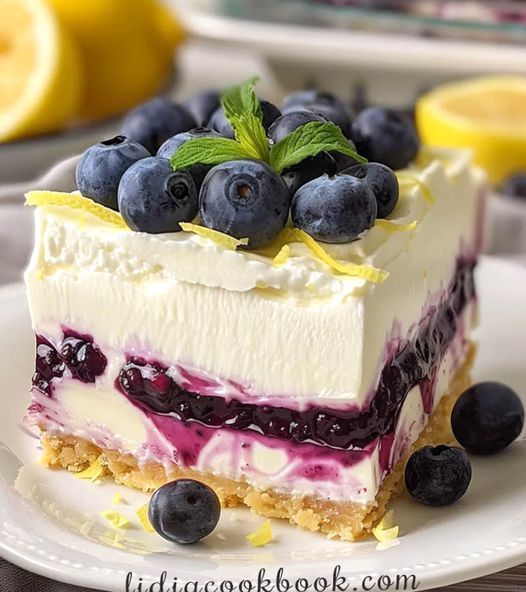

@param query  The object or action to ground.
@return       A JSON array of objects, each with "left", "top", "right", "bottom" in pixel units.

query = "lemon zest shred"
[
  {"left": 179, "top": 222, "right": 249, "bottom": 251},
  {"left": 112, "top": 492, "right": 127, "bottom": 506},
  {"left": 396, "top": 173, "right": 436, "bottom": 205},
  {"left": 376, "top": 510, "right": 395, "bottom": 530},
  {"left": 272, "top": 244, "right": 291, "bottom": 267},
  {"left": 136, "top": 503, "right": 155, "bottom": 533},
  {"left": 74, "top": 457, "right": 104, "bottom": 482},
  {"left": 374, "top": 219, "right": 417, "bottom": 232},
  {"left": 247, "top": 520, "right": 273, "bottom": 547},
  {"left": 100, "top": 531, "right": 126, "bottom": 549},
  {"left": 25, "top": 191, "right": 128, "bottom": 228},
  {"left": 100, "top": 511, "right": 130, "bottom": 529},
  {"left": 372, "top": 510, "right": 399, "bottom": 542},
  {"left": 277, "top": 228, "right": 388, "bottom": 283},
  {"left": 373, "top": 525, "right": 399, "bottom": 542}
]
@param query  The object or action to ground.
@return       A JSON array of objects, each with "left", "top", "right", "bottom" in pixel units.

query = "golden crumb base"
[{"left": 40, "top": 343, "right": 476, "bottom": 541}]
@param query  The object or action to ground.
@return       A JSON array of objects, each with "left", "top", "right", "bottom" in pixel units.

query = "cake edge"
[{"left": 39, "top": 342, "right": 476, "bottom": 542}]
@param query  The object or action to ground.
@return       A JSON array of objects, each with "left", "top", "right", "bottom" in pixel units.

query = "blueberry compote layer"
[
  {"left": 115, "top": 258, "right": 476, "bottom": 452},
  {"left": 32, "top": 329, "right": 107, "bottom": 397}
]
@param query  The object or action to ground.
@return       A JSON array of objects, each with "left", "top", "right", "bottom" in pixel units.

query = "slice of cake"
[{"left": 24, "top": 82, "right": 486, "bottom": 541}]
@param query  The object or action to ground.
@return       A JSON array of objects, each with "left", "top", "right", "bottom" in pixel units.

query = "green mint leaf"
[
  {"left": 269, "top": 121, "right": 367, "bottom": 173},
  {"left": 221, "top": 78, "right": 270, "bottom": 162},
  {"left": 171, "top": 137, "right": 254, "bottom": 170}
]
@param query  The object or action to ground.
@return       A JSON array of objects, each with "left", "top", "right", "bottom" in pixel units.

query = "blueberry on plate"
[
  {"left": 209, "top": 99, "right": 281, "bottom": 139},
  {"left": 291, "top": 174, "right": 377, "bottom": 243},
  {"left": 157, "top": 128, "right": 222, "bottom": 190},
  {"left": 76, "top": 135, "right": 150, "bottom": 211},
  {"left": 452, "top": 382, "right": 524, "bottom": 455},
  {"left": 405, "top": 445, "right": 472, "bottom": 506},
  {"left": 343, "top": 162, "right": 399, "bottom": 218},
  {"left": 351, "top": 107, "right": 420, "bottom": 170},
  {"left": 149, "top": 479, "right": 221, "bottom": 545},
  {"left": 121, "top": 98, "right": 196, "bottom": 154},
  {"left": 499, "top": 172, "right": 526, "bottom": 199},
  {"left": 268, "top": 110, "right": 326, "bottom": 144},
  {"left": 199, "top": 159, "right": 291, "bottom": 249},
  {"left": 184, "top": 90, "right": 221, "bottom": 127},
  {"left": 118, "top": 157, "right": 198, "bottom": 234}
]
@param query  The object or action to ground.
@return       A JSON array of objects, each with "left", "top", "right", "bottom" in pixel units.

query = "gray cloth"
[{"left": 0, "top": 558, "right": 100, "bottom": 592}]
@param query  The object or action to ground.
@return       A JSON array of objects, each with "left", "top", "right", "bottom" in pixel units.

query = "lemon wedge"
[
  {"left": 416, "top": 76, "right": 526, "bottom": 184},
  {"left": 0, "top": 0, "right": 81, "bottom": 142}
]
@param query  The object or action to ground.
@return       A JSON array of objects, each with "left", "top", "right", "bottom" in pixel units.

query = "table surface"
[{"left": 0, "top": 39, "right": 525, "bottom": 592}]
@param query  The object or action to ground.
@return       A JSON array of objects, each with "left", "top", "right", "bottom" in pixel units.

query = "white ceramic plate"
[{"left": 0, "top": 257, "right": 525, "bottom": 592}]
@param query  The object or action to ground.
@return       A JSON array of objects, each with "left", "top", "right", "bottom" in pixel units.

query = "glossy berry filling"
[
  {"left": 117, "top": 259, "right": 476, "bottom": 451},
  {"left": 32, "top": 330, "right": 107, "bottom": 396}
]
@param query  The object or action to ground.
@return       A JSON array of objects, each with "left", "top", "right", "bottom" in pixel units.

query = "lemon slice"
[
  {"left": 416, "top": 76, "right": 526, "bottom": 185},
  {"left": 0, "top": 0, "right": 81, "bottom": 142}
]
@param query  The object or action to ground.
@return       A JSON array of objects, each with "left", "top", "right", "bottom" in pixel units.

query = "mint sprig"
[
  {"left": 270, "top": 121, "right": 366, "bottom": 173},
  {"left": 171, "top": 137, "right": 253, "bottom": 170},
  {"left": 171, "top": 78, "right": 366, "bottom": 174},
  {"left": 221, "top": 77, "right": 270, "bottom": 162}
]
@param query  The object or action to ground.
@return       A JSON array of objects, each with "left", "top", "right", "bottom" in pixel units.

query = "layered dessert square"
[
  {"left": 24, "top": 83, "right": 486, "bottom": 540},
  {"left": 25, "top": 152, "right": 483, "bottom": 541}
]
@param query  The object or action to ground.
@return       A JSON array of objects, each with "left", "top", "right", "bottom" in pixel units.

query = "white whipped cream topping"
[{"left": 26, "top": 149, "right": 484, "bottom": 404}]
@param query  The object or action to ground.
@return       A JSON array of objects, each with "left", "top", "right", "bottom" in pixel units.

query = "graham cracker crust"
[{"left": 40, "top": 343, "right": 476, "bottom": 541}]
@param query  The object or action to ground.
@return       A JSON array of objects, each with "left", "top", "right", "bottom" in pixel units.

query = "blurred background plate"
[{"left": 173, "top": 0, "right": 526, "bottom": 107}]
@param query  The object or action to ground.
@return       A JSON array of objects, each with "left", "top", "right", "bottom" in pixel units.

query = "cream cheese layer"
[{"left": 25, "top": 148, "right": 485, "bottom": 404}]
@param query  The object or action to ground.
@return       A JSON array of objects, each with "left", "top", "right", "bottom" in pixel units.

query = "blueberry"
[
  {"left": 343, "top": 163, "right": 399, "bottom": 218},
  {"left": 157, "top": 128, "right": 222, "bottom": 190},
  {"left": 304, "top": 103, "right": 352, "bottom": 138},
  {"left": 282, "top": 152, "right": 337, "bottom": 195},
  {"left": 149, "top": 479, "right": 221, "bottom": 544},
  {"left": 291, "top": 174, "right": 377, "bottom": 243},
  {"left": 500, "top": 173, "right": 526, "bottom": 199},
  {"left": 209, "top": 99, "right": 281, "bottom": 138},
  {"left": 157, "top": 127, "right": 222, "bottom": 159},
  {"left": 208, "top": 106, "right": 234, "bottom": 139},
  {"left": 121, "top": 98, "right": 196, "bottom": 154},
  {"left": 258, "top": 99, "right": 282, "bottom": 130},
  {"left": 283, "top": 89, "right": 349, "bottom": 116},
  {"left": 268, "top": 110, "right": 326, "bottom": 144},
  {"left": 351, "top": 108, "right": 420, "bottom": 170},
  {"left": 331, "top": 139, "right": 360, "bottom": 173},
  {"left": 76, "top": 136, "right": 150, "bottom": 211},
  {"left": 61, "top": 337, "right": 107, "bottom": 383},
  {"left": 199, "top": 160, "right": 291, "bottom": 249},
  {"left": 268, "top": 112, "right": 338, "bottom": 193},
  {"left": 184, "top": 90, "right": 221, "bottom": 126},
  {"left": 452, "top": 382, "right": 524, "bottom": 455},
  {"left": 405, "top": 445, "right": 472, "bottom": 506},
  {"left": 118, "top": 157, "right": 198, "bottom": 234}
]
